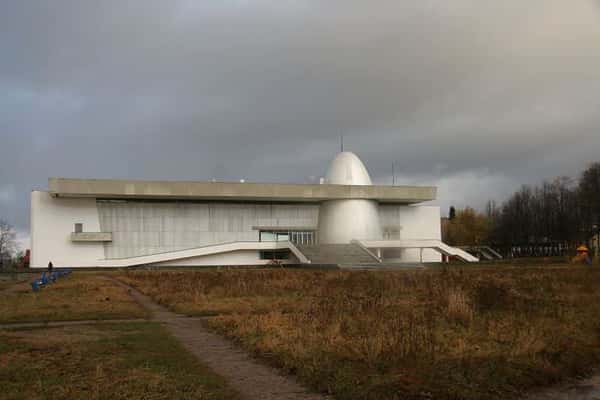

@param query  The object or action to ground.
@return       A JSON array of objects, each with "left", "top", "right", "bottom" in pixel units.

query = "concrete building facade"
[{"left": 30, "top": 152, "right": 477, "bottom": 268}]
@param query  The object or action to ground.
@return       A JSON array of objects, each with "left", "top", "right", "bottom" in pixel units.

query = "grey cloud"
[{"left": 1, "top": 0, "right": 600, "bottom": 240}]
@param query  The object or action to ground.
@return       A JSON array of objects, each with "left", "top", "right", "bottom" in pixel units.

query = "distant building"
[{"left": 30, "top": 152, "right": 476, "bottom": 268}]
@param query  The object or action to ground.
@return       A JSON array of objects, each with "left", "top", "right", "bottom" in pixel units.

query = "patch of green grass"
[
  {"left": 0, "top": 322, "right": 240, "bottom": 400},
  {"left": 0, "top": 274, "right": 148, "bottom": 323}
]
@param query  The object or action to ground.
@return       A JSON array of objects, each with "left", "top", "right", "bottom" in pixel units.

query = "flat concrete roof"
[{"left": 48, "top": 178, "right": 436, "bottom": 204}]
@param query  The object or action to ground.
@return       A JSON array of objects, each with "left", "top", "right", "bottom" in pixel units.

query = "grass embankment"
[
  {"left": 0, "top": 274, "right": 148, "bottom": 323},
  {"left": 0, "top": 322, "right": 240, "bottom": 400},
  {"left": 122, "top": 267, "right": 600, "bottom": 400}
]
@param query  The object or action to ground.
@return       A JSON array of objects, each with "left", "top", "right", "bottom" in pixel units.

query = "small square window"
[{"left": 74, "top": 223, "right": 83, "bottom": 233}]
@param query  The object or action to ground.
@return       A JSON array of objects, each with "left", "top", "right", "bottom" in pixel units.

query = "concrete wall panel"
[
  {"left": 377, "top": 205, "right": 442, "bottom": 262},
  {"left": 31, "top": 191, "right": 105, "bottom": 268},
  {"left": 98, "top": 201, "right": 319, "bottom": 259},
  {"left": 147, "top": 250, "right": 264, "bottom": 267}
]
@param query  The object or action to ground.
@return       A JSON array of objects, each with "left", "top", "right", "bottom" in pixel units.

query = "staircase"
[{"left": 294, "top": 243, "right": 379, "bottom": 265}]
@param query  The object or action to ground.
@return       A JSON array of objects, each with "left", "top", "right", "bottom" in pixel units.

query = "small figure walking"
[{"left": 47, "top": 261, "right": 53, "bottom": 273}]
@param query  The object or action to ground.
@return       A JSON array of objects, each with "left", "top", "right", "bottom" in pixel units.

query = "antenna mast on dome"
[{"left": 340, "top": 134, "right": 344, "bottom": 153}]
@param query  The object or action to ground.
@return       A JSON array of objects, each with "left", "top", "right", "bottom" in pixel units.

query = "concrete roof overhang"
[{"left": 48, "top": 178, "right": 436, "bottom": 204}]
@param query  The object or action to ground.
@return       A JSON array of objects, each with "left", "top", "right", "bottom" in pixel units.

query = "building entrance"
[{"left": 259, "top": 230, "right": 316, "bottom": 245}]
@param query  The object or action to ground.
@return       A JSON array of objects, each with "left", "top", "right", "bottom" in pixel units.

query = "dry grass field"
[
  {"left": 0, "top": 274, "right": 148, "bottom": 323},
  {"left": 0, "top": 322, "right": 240, "bottom": 400},
  {"left": 0, "top": 273, "right": 35, "bottom": 291},
  {"left": 121, "top": 266, "right": 600, "bottom": 400}
]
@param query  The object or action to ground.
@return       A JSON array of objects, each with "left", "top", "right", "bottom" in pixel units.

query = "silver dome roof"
[{"left": 325, "top": 152, "right": 372, "bottom": 186}]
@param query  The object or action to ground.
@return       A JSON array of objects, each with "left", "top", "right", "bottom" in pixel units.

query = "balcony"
[{"left": 70, "top": 232, "right": 112, "bottom": 242}]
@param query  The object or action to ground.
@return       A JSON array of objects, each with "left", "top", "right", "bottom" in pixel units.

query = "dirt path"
[
  {"left": 523, "top": 374, "right": 600, "bottom": 400},
  {"left": 107, "top": 276, "right": 330, "bottom": 400},
  {"left": 0, "top": 319, "right": 147, "bottom": 330}
]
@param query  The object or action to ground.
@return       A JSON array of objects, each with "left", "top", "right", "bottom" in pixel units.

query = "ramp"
[
  {"left": 359, "top": 239, "right": 480, "bottom": 263},
  {"left": 93, "top": 241, "right": 292, "bottom": 268}
]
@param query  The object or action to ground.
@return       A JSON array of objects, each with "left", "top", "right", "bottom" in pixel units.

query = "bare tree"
[
  {"left": 487, "top": 170, "right": 590, "bottom": 255},
  {"left": 0, "top": 219, "right": 17, "bottom": 268},
  {"left": 579, "top": 162, "right": 600, "bottom": 238}
]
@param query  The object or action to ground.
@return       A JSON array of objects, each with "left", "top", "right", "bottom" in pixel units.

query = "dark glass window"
[{"left": 259, "top": 250, "right": 290, "bottom": 260}]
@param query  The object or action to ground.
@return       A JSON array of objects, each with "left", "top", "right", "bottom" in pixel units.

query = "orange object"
[{"left": 577, "top": 245, "right": 589, "bottom": 253}]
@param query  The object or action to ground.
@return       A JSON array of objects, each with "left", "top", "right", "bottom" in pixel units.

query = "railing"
[
  {"left": 350, "top": 240, "right": 382, "bottom": 263},
  {"left": 286, "top": 241, "right": 311, "bottom": 264}
]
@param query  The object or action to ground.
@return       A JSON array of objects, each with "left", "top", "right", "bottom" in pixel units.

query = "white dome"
[
  {"left": 325, "top": 152, "right": 372, "bottom": 186},
  {"left": 318, "top": 151, "right": 382, "bottom": 244}
]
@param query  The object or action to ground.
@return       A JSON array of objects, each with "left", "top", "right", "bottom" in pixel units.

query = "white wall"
[
  {"left": 378, "top": 205, "right": 442, "bottom": 262},
  {"left": 30, "top": 191, "right": 105, "bottom": 268},
  {"left": 98, "top": 201, "right": 319, "bottom": 259},
  {"left": 147, "top": 250, "right": 299, "bottom": 267},
  {"left": 30, "top": 194, "right": 313, "bottom": 268},
  {"left": 30, "top": 190, "right": 443, "bottom": 267},
  {"left": 318, "top": 199, "right": 382, "bottom": 244}
]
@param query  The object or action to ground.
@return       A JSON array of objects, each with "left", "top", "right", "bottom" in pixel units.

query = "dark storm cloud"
[{"left": 2, "top": 0, "right": 600, "bottom": 246}]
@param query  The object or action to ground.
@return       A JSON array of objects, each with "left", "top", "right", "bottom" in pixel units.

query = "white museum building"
[{"left": 30, "top": 152, "right": 477, "bottom": 268}]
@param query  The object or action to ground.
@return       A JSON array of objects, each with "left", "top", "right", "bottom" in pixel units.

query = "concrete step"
[{"left": 295, "top": 243, "right": 378, "bottom": 265}]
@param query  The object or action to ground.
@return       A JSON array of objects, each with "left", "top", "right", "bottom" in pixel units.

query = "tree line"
[
  {"left": 444, "top": 162, "right": 600, "bottom": 255},
  {"left": 0, "top": 219, "right": 18, "bottom": 268}
]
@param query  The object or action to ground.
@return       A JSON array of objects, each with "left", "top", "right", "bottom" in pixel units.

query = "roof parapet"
[{"left": 48, "top": 177, "right": 436, "bottom": 204}]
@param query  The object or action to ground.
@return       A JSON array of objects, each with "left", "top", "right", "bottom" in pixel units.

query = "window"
[
  {"left": 260, "top": 250, "right": 290, "bottom": 260},
  {"left": 276, "top": 232, "right": 289, "bottom": 242},
  {"left": 74, "top": 223, "right": 83, "bottom": 233},
  {"left": 260, "top": 230, "right": 316, "bottom": 245},
  {"left": 259, "top": 231, "right": 289, "bottom": 242},
  {"left": 260, "top": 231, "right": 276, "bottom": 242},
  {"left": 293, "top": 231, "right": 315, "bottom": 245}
]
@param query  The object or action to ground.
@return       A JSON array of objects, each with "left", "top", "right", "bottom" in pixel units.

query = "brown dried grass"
[
  {"left": 0, "top": 274, "right": 148, "bottom": 322},
  {"left": 446, "top": 288, "right": 473, "bottom": 324},
  {"left": 121, "top": 266, "right": 600, "bottom": 400}
]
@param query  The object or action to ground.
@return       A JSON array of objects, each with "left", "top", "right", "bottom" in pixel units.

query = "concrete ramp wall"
[
  {"left": 94, "top": 241, "right": 293, "bottom": 268},
  {"left": 360, "top": 239, "right": 479, "bottom": 263}
]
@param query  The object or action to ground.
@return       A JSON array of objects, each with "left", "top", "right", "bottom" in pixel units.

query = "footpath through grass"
[
  {"left": 0, "top": 273, "right": 148, "bottom": 323},
  {"left": 121, "top": 266, "right": 600, "bottom": 400},
  {"left": 0, "top": 322, "right": 240, "bottom": 400}
]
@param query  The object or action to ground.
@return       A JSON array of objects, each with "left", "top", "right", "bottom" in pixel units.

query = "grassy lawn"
[
  {"left": 121, "top": 266, "right": 600, "bottom": 400},
  {"left": 0, "top": 273, "right": 148, "bottom": 323},
  {"left": 0, "top": 322, "right": 240, "bottom": 400}
]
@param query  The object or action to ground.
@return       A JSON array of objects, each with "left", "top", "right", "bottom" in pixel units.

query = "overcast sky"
[{"left": 2, "top": 0, "right": 600, "bottom": 248}]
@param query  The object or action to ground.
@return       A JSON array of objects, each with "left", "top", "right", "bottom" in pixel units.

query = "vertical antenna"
[
  {"left": 340, "top": 135, "right": 344, "bottom": 152},
  {"left": 392, "top": 162, "right": 396, "bottom": 185}
]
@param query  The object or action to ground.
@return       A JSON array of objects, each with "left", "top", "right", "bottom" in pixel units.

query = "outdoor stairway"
[
  {"left": 459, "top": 246, "right": 503, "bottom": 261},
  {"left": 294, "top": 243, "right": 379, "bottom": 265}
]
